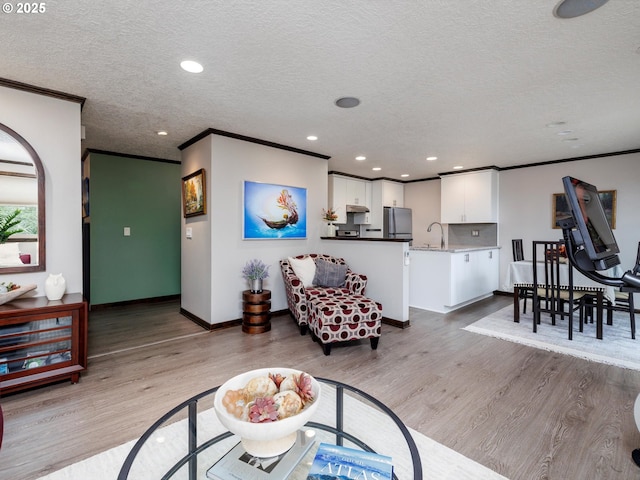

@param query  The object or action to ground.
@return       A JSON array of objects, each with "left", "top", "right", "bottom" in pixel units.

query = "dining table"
[{"left": 506, "top": 260, "right": 622, "bottom": 340}]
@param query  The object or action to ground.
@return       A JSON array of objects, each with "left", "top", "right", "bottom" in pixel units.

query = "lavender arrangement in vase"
[{"left": 242, "top": 259, "right": 270, "bottom": 293}]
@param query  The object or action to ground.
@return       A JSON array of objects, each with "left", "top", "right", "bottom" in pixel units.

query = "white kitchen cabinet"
[
  {"left": 328, "top": 175, "right": 348, "bottom": 223},
  {"left": 449, "top": 248, "right": 499, "bottom": 306},
  {"left": 328, "top": 175, "right": 371, "bottom": 224},
  {"left": 409, "top": 248, "right": 500, "bottom": 313},
  {"left": 346, "top": 178, "right": 367, "bottom": 206},
  {"left": 449, "top": 251, "right": 478, "bottom": 306},
  {"left": 477, "top": 248, "right": 500, "bottom": 296},
  {"left": 361, "top": 180, "right": 403, "bottom": 237},
  {"left": 440, "top": 170, "right": 498, "bottom": 223},
  {"left": 382, "top": 180, "right": 404, "bottom": 207},
  {"left": 353, "top": 212, "right": 371, "bottom": 224},
  {"left": 361, "top": 181, "right": 383, "bottom": 238}
]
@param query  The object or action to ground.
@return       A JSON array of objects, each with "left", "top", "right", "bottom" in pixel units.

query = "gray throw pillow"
[{"left": 313, "top": 259, "right": 347, "bottom": 287}]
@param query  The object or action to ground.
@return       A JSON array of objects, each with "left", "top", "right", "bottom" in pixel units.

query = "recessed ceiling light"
[
  {"left": 556, "top": 130, "right": 573, "bottom": 136},
  {"left": 426, "top": 156, "right": 438, "bottom": 161},
  {"left": 306, "top": 135, "right": 318, "bottom": 141},
  {"left": 453, "top": 166, "right": 464, "bottom": 170},
  {"left": 553, "top": 0, "right": 609, "bottom": 18},
  {"left": 401, "top": 174, "right": 409, "bottom": 177},
  {"left": 335, "top": 97, "right": 360, "bottom": 108},
  {"left": 355, "top": 156, "right": 366, "bottom": 161},
  {"left": 562, "top": 137, "right": 579, "bottom": 142},
  {"left": 546, "top": 121, "right": 567, "bottom": 128},
  {"left": 157, "top": 131, "right": 168, "bottom": 136},
  {"left": 180, "top": 60, "right": 203, "bottom": 73},
  {"left": 372, "top": 167, "right": 381, "bottom": 171}
]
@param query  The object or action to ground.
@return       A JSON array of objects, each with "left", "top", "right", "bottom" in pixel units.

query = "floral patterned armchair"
[{"left": 280, "top": 254, "right": 367, "bottom": 335}]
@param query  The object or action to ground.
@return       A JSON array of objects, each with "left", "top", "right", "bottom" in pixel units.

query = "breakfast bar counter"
[
  {"left": 320, "top": 238, "right": 411, "bottom": 326},
  {"left": 320, "top": 237, "right": 412, "bottom": 242}
]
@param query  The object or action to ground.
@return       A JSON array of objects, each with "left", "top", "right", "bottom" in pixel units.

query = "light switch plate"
[
  {"left": 124, "top": 227, "right": 131, "bottom": 236},
  {"left": 186, "top": 227, "right": 193, "bottom": 239}
]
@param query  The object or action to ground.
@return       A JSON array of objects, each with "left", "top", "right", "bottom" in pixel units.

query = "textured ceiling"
[{"left": 2, "top": 1, "right": 640, "bottom": 180}]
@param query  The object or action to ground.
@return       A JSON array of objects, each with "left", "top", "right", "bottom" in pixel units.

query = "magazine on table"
[
  {"left": 206, "top": 430, "right": 315, "bottom": 480},
  {"left": 306, "top": 442, "right": 393, "bottom": 480}
]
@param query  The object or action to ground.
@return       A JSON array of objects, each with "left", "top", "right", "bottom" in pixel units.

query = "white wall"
[
  {"left": 404, "top": 180, "right": 444, "bottom": 246},
  {"left": 321, "top": 240, "right": 410, "bottom": 322},
  {"left": 181, "top": 133, "right": 328, "bottom": 324},
  {"left": 0, "top": 86, "right": 82, "bottom": 296},
  {"left": 181, "top": 137, "right": 213, "bottom": 321},
  {"left": 497, "top": 153, "right": 640, "bottom": 290}
]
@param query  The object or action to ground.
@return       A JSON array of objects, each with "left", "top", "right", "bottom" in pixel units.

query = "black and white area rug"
[{"left": 464, "top": 304, "right": 639, "bottom": 371}]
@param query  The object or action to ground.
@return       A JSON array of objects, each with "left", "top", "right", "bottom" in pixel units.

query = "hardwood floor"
[{"left": 2, "top": 296, "right": 640, "bottom": 479}]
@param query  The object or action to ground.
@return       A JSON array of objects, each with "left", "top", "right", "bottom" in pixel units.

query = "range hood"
[{"left": 346, "top": 204, "right": 370, "bottom": 213}]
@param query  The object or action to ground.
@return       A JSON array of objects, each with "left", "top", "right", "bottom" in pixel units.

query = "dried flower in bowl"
[{"left": 248, "top": 397, "right": 279, "bottom": 423}]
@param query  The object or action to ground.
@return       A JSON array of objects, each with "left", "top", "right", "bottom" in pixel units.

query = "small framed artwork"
[
  {"left": 182, "top": 169, "right": 206, "bottom": 218},
  {"left": 243, "top": 181, "right": 307, "bottom": 239},
  {"left": 552, "top": 190, "right": 616, "bottom": 229}
]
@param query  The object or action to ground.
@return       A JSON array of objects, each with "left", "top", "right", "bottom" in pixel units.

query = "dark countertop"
[{"left": 320, "top": 237, "right": 412, "bottom": 243}]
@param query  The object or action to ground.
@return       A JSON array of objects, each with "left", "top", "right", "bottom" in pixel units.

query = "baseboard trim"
[
  {"left": 90, "top": 294, "right": 181, "bottom": 311},
  {"left": 178, "top": 308, "right": 240, "bottom": 331},
  {"left": 179, "top": 308, "right": 292, "bottom": 331},
  {"left": 383, "top": 317, "right": 410, "bottom": 329}
]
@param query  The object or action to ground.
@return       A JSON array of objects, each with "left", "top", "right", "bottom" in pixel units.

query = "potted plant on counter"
[{"left": 242, "top": 259, "right": 270, "bottom": 293}]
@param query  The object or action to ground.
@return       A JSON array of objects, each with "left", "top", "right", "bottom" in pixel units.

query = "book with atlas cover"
[{"left": 306, "top": 442, "right": 393, "bottom": 480}]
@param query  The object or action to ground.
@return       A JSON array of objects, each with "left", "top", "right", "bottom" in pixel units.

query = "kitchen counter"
[
  {"left": 409, "top": 246, "right": 501, "bottom": 313},
  {"left": 320, "top": 238, "right": 411, "bottom": 325},
  {"left": 321, "top": 237, "right": 412, "bottom": 243},
  {"left": 410, "top": 245, "right": 500, "bottom": 253}
]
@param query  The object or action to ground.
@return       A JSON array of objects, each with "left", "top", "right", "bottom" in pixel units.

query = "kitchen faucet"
[{"left": 427, "top": 221, "right": 445, "bottom": 249}]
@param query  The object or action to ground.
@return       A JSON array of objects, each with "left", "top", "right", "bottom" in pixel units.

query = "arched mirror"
[{"left": 0, "top": 122, "right": 45, "bottom": 273}]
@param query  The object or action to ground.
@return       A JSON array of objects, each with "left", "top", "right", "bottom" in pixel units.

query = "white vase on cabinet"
[
  {"left": 45, "top": 273, "right": 66, "bottom": 301},
  {"left": 326, "top": 223, "right": 336, "bottom": 237}
]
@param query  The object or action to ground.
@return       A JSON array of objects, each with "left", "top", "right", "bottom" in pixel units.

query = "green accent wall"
[{"left": 89, "top": 153, "right": 181, "bottom": 305}]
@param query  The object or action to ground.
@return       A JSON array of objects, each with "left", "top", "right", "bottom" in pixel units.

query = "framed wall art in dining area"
[
  {"left": 552, "top": 190, "right": 616, "bottom": 229},
  {"left": 182, "top": 168, "right": 206, "bottom": 218}
]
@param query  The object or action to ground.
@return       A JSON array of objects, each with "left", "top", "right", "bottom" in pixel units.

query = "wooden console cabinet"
[{"left": 0, "top": 293, "right": 88, "bottom": 395}]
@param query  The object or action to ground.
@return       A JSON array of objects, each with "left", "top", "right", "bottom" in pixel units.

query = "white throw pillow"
[{"left": 288, "top": 256, "right": 316, "bottom": 287}]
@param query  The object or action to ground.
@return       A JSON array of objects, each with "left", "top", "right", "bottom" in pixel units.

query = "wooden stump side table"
[{"left": 242, "top": 290, "right": 271, "bottom": 334}]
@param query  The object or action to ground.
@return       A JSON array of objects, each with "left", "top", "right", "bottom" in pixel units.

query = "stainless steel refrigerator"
[{"left": 383, "top": 207, "right": 412, "bottom": 239}]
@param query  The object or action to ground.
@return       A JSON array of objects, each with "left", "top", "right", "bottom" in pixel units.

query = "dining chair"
[
  {"left": 602, "top": 290, "right": 636, "bottom": 339},
  {"left": 601, "top": 241, "right": 640, "bottom": 339},
  {"left": 532, "top": 240, "right": 586, "bottom": 340},
  {"left": 512, "top": 239, "right": 533, "bottom": 313}
]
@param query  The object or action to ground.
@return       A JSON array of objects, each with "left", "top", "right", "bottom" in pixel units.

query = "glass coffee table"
[{"left": 117, "top": 378, "right": 423, "bottom": 480}]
